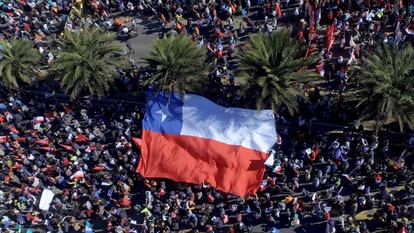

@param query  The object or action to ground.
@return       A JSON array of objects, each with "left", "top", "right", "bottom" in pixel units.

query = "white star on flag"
[
  {"left": 156, "top": 109, "right": 168, "bottom": 122},
  {"left": 156, "top": 105, "right": 172, "bottom": 122}
]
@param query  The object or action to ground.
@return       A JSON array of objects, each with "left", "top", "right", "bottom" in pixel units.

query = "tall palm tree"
[
  {"left": 144, "top": 35, "right": 207, "bottom": 95},
  {"left": 237, "top": 30, "right": 318, "bottom": 116},
  {"left": 0, "top": 39, "right": 41, "bottom": 89},
  {"left": 350, "top": 43, "right": 414, "bottom": 132},
  {"left": 52, "top": 27, "right": 129, "bottom": 99}
]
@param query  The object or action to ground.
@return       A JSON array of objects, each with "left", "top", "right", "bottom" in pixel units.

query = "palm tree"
[
  {"left": 350, "top": 43, "right": 414, "bottom": 132},
  {"left": 0, "top": 39, "right": 41, "bottom": 89},
  {"left": 237, "top": 29, "right": 318, "bottom": 116},
  {"left": 143, "top": 35, "right": 207, "bottom": 95},
  {"left": 52, "top": 27, "right": 129, "bottom": 99}
]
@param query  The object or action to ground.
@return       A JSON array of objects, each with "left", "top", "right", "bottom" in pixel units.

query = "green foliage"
[
  {"left": 52, "top": 27, "right": 129, "bottom": 99},
  {"left": 350, "top": 43, "right": 414, "bottom": 132},
  {"left": 237, "top": 29, "right": 318, "bottom": 115},
  {"left": 144, "top": 35, "right": 207, "bottom": 95},
  {"left": 0, "top": 39, "right": 41, "bottom": 89}
]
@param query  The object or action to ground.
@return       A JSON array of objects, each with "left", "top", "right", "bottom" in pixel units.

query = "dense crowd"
[
  {"left": 3, "top": 0, "right": 414, "bottom": 96},
  {"left": 0, "top": 90, "right": 413, "bottom": 233},
  {"left": 1, "top": 0, "right": 414, "bottom": 232}
]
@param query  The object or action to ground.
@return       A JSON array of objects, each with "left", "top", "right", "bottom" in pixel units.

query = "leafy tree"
[
  {"left": 144, "top": 35, "right": 207, "bottom": 95},
  {"left": 237, "top": 30, "right": 318, "bottom": 115},
  {"left": 0, "top": 39, "right": 41, "bottom": 89},
  {"left": 52, "top": 27, "right": 129, "bottom": 99},
  {"left": 350, "top": 43, "right": 414, "bottom": 132}
]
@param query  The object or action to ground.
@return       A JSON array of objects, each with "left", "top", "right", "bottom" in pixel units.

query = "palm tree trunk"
[{"left": 374, "top": 119, "right": 384, "bottom": 136}]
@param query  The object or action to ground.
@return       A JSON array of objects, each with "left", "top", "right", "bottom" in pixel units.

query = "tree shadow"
[{"left": 138, "top": 17, "right": 162, "bottom": 35}]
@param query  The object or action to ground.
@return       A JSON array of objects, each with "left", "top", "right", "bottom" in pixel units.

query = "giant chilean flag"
[{"left": 137, "top": 93, "right": 276, "bottom": 196}]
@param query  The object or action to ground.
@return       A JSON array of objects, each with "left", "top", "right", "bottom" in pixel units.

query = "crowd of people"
[
  {"left": 0, "top": 89, "right": 413, "bottom": 233},
  {"left": 0, "top": 0, "right": 413, "bottom": 232}
]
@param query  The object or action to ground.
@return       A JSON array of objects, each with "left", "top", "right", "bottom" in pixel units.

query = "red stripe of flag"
[
  {"left": 132, "top": 137, "right": 142, "bottom": 148},
  {"left": 137, "top": 130, "right": 267, "bottom": 196}
]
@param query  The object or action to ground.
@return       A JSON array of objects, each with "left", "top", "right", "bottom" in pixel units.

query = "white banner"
[{"left": 39, "top": 189, "right": 54, "bottom": 211}]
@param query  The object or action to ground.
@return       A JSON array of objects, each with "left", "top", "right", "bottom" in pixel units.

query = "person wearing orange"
[
  {"left": 275, "top": 1, "right": 283, "bottom": 17},
  {"left": 114, "top": 18, "right": 122, "bottom": 27}
]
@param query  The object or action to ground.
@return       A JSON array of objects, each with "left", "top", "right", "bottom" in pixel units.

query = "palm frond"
[
  {"left": 349, "top": 42, "right": 414, "bottom": 132},
  {"left": 236, "top": 30, "right": 318, "bottom": 115},
  {"left": 53, "top": 27, "right": 129, "bottom": 99},
  {"left": 0, "top": 39, "right": 41, "bottom": 89},
  {"left": 143, "top": 35, "right": 207, "bottom": 95}
]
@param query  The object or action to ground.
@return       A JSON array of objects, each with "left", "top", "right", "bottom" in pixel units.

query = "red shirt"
[{"left": 24, "top": 23, "right": 30, "bottom": 31}]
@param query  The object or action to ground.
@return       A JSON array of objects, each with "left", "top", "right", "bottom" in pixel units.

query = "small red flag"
[
  {"left": 16, "top": 137, "right": 26, "bottom": 143},
  {"left": 35, "top": 138, "right": 49, "bottom": 145},
  {"left": 398, "top": 227, "right": 408, "bottom": 233},
  {"left": 92, "top": 165, "right": 106, "bottom": 172},
  {"left": 64, "top": 105, "right": 73, "bottom": 114},
  {"left": 275, "top": 2, "right": 282, "bottom": 17},
  {"left": 32, "top": 116, "right": 45, "bottom": 124},
  {"left": 59, "top": 144, "right": 73, "bottom": 151},
  {"left": 26, "top": 130, "right": 38, "bottom": 136},
  {"left": 63, "top": 157, "right": 70, "bottom": 166},
  {"left": 0, "top": 115, "right": 6, "bottom": 123},
  {"left": 7, "top": 125, "right": 19, "bottom": 135},
  {"left": 76, "top": 134, "right": 89, "bottom": 142},
  {"left": 308, "top": 10, "right": 315, "bottom": 41},
  {"left": 0, "top": 136, "right": 7, "bottom": 143},
  {"left": 326, "top": 23, "right": 335, "bottom": 51},
  {"left": 39, "top": 146, "right": 51, "bottom": 151}
]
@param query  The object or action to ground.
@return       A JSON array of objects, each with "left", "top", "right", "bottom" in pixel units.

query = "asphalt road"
[{"left": 126, "top": 17, "right": 161, "bottom": 64}]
